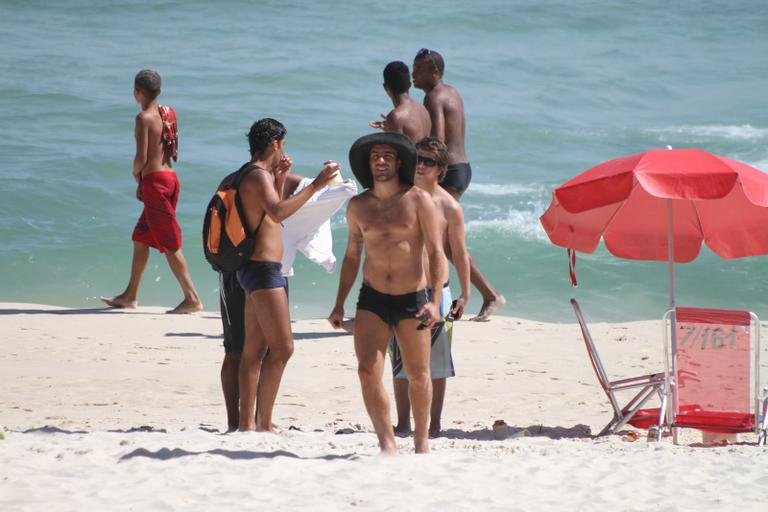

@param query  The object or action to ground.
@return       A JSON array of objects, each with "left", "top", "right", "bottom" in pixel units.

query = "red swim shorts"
[{"left": 132, "top": 171, "right": 182, "bottom": 253}]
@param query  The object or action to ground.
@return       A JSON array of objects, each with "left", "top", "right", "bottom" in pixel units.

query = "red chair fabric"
[{"left": 671, "top": 307, "right": 756, "bottom": 436}]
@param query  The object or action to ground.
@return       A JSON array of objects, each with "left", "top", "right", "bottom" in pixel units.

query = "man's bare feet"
[
  {"left": 99, "top": 294, "right": 137, "bottom": 309},
  {"left": 380, "top": 440, "right": 398, "bottom": 455},
  {"left": 429, "top": 423, "right": 442, "bottom": 438},
  {"left": 414, "top": 436, "right": 429, "bottom": 454},
  {"left": 166, "top": 299, "right": 203, "bottom": 314},
  {"left": 470, "top": 295, "right": 506, "bottom": 322},
  {"left": 237, "top": 425, "right": 277, "bottom": 433}
]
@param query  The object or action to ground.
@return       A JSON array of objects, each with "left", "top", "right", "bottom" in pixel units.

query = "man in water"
[
  {"left": 370, "top": 61, "right": 432, "bottom": 143},
  {"left": 328, "top": 132, "right": 447, "bottom": 454},
  {"left": 235, "top": 118, "right": 338, "bottom": 432},
  {"left": 101, "top": 69, "right": 202, "bottom": 314},
  {"left": 412, "top": 48, "right": 506, "bottom": 321},
  {"left": 390, "top": 137, "right": 471, "bottom": 438}
]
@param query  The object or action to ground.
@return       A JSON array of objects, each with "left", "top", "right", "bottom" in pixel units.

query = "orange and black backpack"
[{"left": 202, "top": 163, "right": 265, "bottom": 273}]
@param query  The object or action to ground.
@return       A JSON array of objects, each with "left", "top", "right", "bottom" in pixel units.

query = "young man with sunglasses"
[
  {"left": 369, "top": 61, "right": 432, "bottom": 144},
  {"left": 389, "top": 137, "right": 471, "bottom": 437},
  {"left": 412, "top": 48, "right": 506, "bottom": 321}
]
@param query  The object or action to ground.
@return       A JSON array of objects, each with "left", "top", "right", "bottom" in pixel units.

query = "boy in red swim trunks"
[{"left": 101, "top": 69, "right": 202, "bottom": 314}]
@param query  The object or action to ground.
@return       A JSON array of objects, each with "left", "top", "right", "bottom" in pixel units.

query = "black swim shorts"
[
  {"left": 356, "top": 283, "right": 429, "bottom": 326},
  {"left": 220, "top": 271, "right": 245, "bottom": 354},
  {"left": 236, "top": 260, "right": 287, "bottom": 294},
  {"left": 440, "top": 162, "right": 472, "bottom": 197}
]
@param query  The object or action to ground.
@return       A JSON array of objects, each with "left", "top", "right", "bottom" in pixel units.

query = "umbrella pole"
[
  {"left": 667, "top": 199, "right": 676, "bottom": 308},
  {"left": 666, "top": 198, "right": 678, "bottom": 442}
]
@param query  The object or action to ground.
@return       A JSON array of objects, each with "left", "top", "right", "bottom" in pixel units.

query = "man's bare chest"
[{"left": 358, "top": 201, "right": 419, "bottom": 240}]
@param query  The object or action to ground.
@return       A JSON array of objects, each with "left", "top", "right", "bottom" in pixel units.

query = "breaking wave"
[{"left": 644, "top": 124, "right": 768, "bottom": 142}]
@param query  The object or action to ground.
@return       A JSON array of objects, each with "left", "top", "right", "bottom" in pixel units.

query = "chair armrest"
[{"left": 610, "top": 373, "right": 665, "bottom": 387}]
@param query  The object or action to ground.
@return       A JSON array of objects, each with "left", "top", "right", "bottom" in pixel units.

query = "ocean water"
[{"left": 1, "top": 0, "right": 767, "bottom": 322}]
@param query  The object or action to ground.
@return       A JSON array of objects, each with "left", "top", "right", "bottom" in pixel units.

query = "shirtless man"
[
  {"left": 342, "top": 61, "right": 434, "bottom": 334},
  {"left": 217, "top": 170, "right": 346, "bottom": 432},
  {"left": 369, "top": 61, "right": 432, "bottom": 143},
  {"left": 101, "top": 69, "right": 202, "bottom": 314},
  {"left": 328, "top": 132, "right": 447, "bottom": 454},
  {"left": 412, "top": 49, "right": 506, "bottom": 321},
  {"left": 236, "top": 118, "right": 339, "bottom": 432},
  {"left": 216, "top": 171, "right": 303, "bottom": 432},
  {"left": 390, "top": 137, "right": 471, "bottom": 437}
]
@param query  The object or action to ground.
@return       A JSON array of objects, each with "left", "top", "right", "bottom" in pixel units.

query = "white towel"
[{"left": 281, "top": 178, "right": 357, "bottom": 277}]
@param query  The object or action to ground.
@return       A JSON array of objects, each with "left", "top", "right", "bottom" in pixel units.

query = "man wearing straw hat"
[{"left": 328, "top": 132, "right": 447, "bottom": 454}]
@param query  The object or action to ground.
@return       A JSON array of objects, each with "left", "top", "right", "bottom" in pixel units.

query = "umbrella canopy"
[
  {"left": 541, "top": 148, "right": 768, "bottom": 263},
  {"left": 540, "top": 148, "right": 768, "bottom": 307}
]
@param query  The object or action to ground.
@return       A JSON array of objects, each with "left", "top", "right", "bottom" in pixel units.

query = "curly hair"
[{"left": 247, "top": 118, "right": 286, "bottom": 157}]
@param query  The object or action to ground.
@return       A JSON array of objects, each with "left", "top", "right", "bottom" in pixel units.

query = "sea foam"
[
  {"left": 465, "top": 209, "right": 548, "bottom": 241},
  {"left": 644, "top": 124, "right": 768, "bottom": 142},
  {"left": 467, "top": 183, "right": 542, "bottom": 196}
]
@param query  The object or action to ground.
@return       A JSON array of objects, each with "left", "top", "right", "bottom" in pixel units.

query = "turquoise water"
[{"left": 1, "top": 1, "right": 767, "bottom": 322}]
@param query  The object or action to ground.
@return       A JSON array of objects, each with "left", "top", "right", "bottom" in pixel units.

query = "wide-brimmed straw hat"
[{"left": 348, "top": 132, "right": 417, "bottom": 189}]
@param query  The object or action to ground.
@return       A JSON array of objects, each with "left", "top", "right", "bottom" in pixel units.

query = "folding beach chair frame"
[
  {"left": 571, "top": 298, "right": 667, "bottom": 436},
  {"left": 660, "top": 307, "right": 768, "bottom": 446}
]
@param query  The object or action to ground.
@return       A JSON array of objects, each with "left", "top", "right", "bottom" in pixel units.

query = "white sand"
[{"left": 1, "top": 302, "right": 767, "bottom": 511}]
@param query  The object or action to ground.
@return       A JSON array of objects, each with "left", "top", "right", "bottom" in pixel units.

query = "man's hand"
[
  {"left": 135, "top": 183, "right": 143, "bottom": 202},
  {"left": 275, "top": 154, "right": 293, "bottom": 182},
  {"left": 448, "top": 296, "right": 467, "bottom": 321},
  {"left": 415, "top": 301, "right": 440, "bottom": 329},
  {"left": 328, "top": 304, "right": 345, "bottom": 329},
  {"left": 369, "top": 113, "right": 387, "bottom": 130},
  {"left": 312, "top": 160, "right": 341, "bottom": 190}
]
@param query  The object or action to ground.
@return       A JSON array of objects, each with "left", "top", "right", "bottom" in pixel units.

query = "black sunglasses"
[
  {"left": 417, "top": 155, "right": 439, "bottom": 167},
  {"left": 417, "top": 48, "right": 431, "bottom": 58}
]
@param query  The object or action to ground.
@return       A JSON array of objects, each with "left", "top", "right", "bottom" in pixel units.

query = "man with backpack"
[
  {"left": 220, "top": 118, "right": 339, "bottom": 432},
  {"left": 215, "top": 166, "right": 352, "bottom": 432}
]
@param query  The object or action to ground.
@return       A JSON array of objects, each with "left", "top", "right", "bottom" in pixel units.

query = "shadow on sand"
[
  {"left": 293, "top": 331, "right": 349, "bottom": 340},
  {"left": 438, "top": 423, "right": 593, "bottom": 441},
  {"left": 160, "top": 331, "right": 347, "bottom": 341},
  {"left": 107, "top": 426, "right": 169, "bottom": 434},
  {"left": 161, "top": 331, "right": 347, "bottom": 341},
  {"left": 21, "top": 426, "right": 89, "bottom": 435},
  {"left": 119, "top": 447, "right": 359, "bottom": 462},
  {"left": 164, "top": 332, "right": 222, "bottom": 340},
  {"left": 18, "top": 425, "right": 171, "bottom": 435},
  {"left": 0, "top": 307, "right": 137, "bottom": 316},
  {"left": 0, "top": 306, "right": 219, "bottom": 320}
]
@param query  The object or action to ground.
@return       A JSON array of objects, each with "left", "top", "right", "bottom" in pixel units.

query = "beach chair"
[
  {"left": 661, "top": 307, "right": 768, "bottom": 445},
  {"left": 571, "top": 298, "right": 666, "bottom": 436}
]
